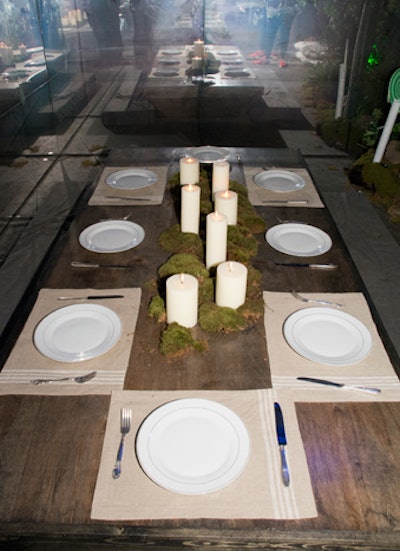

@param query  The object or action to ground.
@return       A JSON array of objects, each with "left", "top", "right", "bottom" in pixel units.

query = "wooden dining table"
[{"left": 1, "top": 146, "right": 400, "bottom": 550}]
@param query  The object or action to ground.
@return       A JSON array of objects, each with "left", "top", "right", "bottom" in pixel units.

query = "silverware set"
[
  {"left": 31, "top": 371, "right": 97, "bottom": 385},
  {"left": 112, "top": 408, "right": 132, "bottom": 479},
  {"left": 291, "top": 289, "right": 343, "bottom": 308}
]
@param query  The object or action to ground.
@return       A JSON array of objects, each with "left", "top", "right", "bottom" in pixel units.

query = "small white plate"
[
  {"left": 105, "top": 169, "right": 157, "bottom": 190},
  {"left": 158, "top": 58, "right": 180, "bottom": 65},
  {"left": 224, "top": 69, "right": 250, "bottom": 78},
  {"left": 153, "top": 69, "right": 179, "bottom": 77},
  {"left": 136, "top": 398, "right": 250, "bottom": 494},
  {"left": 161, "top": 48, "right": 183, "bottom": 55},
  {"left": 253, "top": 170, "right": 306, "bottom": 192},
  {"left": 34, "top": 304, "right": 121, "bottom": 362},
  {"left": 216, "top": 50, "right": 239, "bottom": 55},
  {"left": 79, "top": 220, "right": 145, "bottom": 253},
  {"left": 266, "top": 223, "right": 332, "bottom": 257},
  {"left": 185, "top": 146, "right": 230, "bottom": 163},
  {"left": 283, "top": 307, "right": 372, "bottom": 365}
]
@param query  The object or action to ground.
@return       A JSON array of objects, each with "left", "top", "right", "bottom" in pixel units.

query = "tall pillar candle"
[
  {"left": 180, "top": 157, "right": 200, "bottom": 185},
  {"left": 206, "top": 211, "right": 228, "bottom": 269},
  {"left": 214, "top": 189, "right": 238, "bottom": 225},
  {"left": 181, "top": 183, "right": 200, "bottom": 234},
  {"left": 216, "top": 261, "right": 248, "bottom": 309},
  {"left": 193, "top": 39, "right": 204, "bottom": 58},
  {"left": 212, "top": 161, "right": 230, "bottom": 195},
  {"left": 166, "top": 273, "right": 198, "bottom": 328}
]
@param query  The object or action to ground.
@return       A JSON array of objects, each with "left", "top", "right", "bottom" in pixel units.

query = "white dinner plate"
[
  {"left": 153, "top": 69, "right": 179, "bottom": 77},
  {"left": 216, "top": 50, "right": 239, "bottom": 55},
  {"left": 265, "top": 223, "right": 332, "bottom": 257},
  {"left": 158, "top": 58, "right": 180, "bottom": 65},
  {"left": 33, "top": 304, "right": 121, "bottom": 362},
  {"left": 79, "top": 220, "right": 145, "bottom": 253},
  {"left": 105, "top": 169, "right": 157, "bottom": 190},
  {"left": 185, "top": 146, "right": 230, "bottom": 163},
  {"left": 283, "top": 307, "right": 372, "bottom": 365},
  {"left": 224, "top": 69, "right": 250, "bottom": 78},
  {"left": 136, "top": 398, "right": 250, "bottom": 494},
  {"left": 253, "top": 169, "right": 306, "bottom": 192},
  {"left": 161, "top": 48, "right": 182, "bottom": 55}
]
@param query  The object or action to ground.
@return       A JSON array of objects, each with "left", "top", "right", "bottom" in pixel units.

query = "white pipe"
[
  {"left": 335, "top": 63, "right": 346, "bottom": 119},
  {"left": 373, "top": 99, "right": 400, "bottom": 163}
]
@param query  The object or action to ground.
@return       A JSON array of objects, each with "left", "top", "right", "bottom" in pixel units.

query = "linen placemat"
[
  {"left": 245, "top": 167, "right": 324, "bottom": 207},
  {"left": 91, "top": 388, "right": 317, "bottom": 520},
  {"left": 88, "top": 166, "right": 168, "bottom": 205},
  {"left": 0, "top": 288, "right": 141, "bottom": 395},
  {"left": 264, "top": 291, "right": 400, "bottom": 401}
]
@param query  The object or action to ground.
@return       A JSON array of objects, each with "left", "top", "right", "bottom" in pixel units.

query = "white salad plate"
[
  {"left": 283, "top": 307, "right": 372, "bottom": 365},
  {"left": 253, "top": 169, "right": 306, "bottom": 192},
  {"left": 79, "top": 220, "right": 145, "bottom": 253},
  {"left": 265, "top": 223, "right": 332, "bottom": 257},
  {"left": 185, "top": 146, "right": 230, "bottom": 163},
  {"left": 136, "top": 398, "right": 250, "bottom": 494},
  {"left": 33, "top": 304, "right": 121, "bottom": 362},
  {"left": 105, "top": 169, "right": 157, "bottom": 190}
]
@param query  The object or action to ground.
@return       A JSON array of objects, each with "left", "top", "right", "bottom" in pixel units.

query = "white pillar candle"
[
  {"left": 180, "top": 157, "right": 200, "bottom": 186},
  {"left": 193, "top": 39, "right": 204, "bottom": 58},
  {"left": 216, "top": 261, "right": 248, "bottom": 309},
  {"left": 212, "top": 161, "right": 230, "bottom": 195},
  {"left": 214, "top": 189, "right": 238, "bottom": 225},
  {"left": 181, "top": 183, "right": 200, "bottom": 234},
  {"left": 206, "top": 211, "right": 228, "bottom": 269},
  {"left": 166, "top": 273, "right": 198, "bottom": 328},
  {"left": 192, "top": 56, "right": 203, "bottom": 70}
]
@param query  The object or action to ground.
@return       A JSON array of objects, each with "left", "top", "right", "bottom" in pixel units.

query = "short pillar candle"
[
  {"left": 206, "top": 211, "right": 228, "bottom": 269},
  {"left": 212, "top": 161, "right": 230, "bottom": 195},
  {"left": 181, "top": 183, "right": 200, "bottom": 234},
  {"left": 214, "top": 189, "right": 238, "bottom": 225},
  {"left": 216, "top": 261, "right": 248, "bottom": 309},
  {"left": 180, "top": 157, "right": 200, "bottom": 186},
  {"left": 166, "top": 273, "right": 198, "bottom": 328},
  {"left": 193, "top": 39, "right": 204, "bottom": 57}
]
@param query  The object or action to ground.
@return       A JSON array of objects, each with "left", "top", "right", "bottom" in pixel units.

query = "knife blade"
[
  {"left": 262, "top": 199, "right": 309, "bottom": 204},
  {"left": 274, "top": 402, "right": 290, "bottom": 486},
  {"left": 274, "top": 262, "right": 337, "bottom": 269},
  {"left": 57, "top": 295, "right": 124, "bottom": 301},
  {"left": 71, "top": 261, "right": 132, "bottom": 269},
  {"left": 297, "top": 377, "right": 381, "bottom": 395}
]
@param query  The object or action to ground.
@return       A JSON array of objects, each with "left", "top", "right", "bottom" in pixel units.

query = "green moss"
[
  {"left": 238, "top": 297, "right": 264, "bottom": 322},
  {"left": 159, "top": 322, "right": 207, "bottom": 356},
  {"left": 227, "top": 225, "right": 258, "bottom": 262},
  {"left": 198, "top": 302, "right": 247, "bottom": 332},
  {"left": 158, "top": 253, "right": 209, "bottom": 279},
  {"left": 148, "top": 294, "right": 166, "bottom": 322},
  {"left": 198, "top": 276, "right": 214, "bottom": 304},
  {"left": 158, "top": 224, "right": 204, "bottom": 258},
  {"left": 246, "top": 265, "right": 263, "bottom": 299}
]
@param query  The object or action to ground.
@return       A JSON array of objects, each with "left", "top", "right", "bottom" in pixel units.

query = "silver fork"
[
  {"left": 112, "top": 408, "right": 132, "bottom": 479},
  {"left": 291, "top": 289, "right": 343, "bottom": 308},
  {"left": 31, "top": 371, "right": 97, "bottom": 385}
]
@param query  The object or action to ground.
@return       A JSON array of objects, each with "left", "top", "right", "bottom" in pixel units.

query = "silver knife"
[
  {"left": 274, "top": 402, "right": 290, "bottom": 486},
  {"left": 105, "top": 195, "right": 153, "bottom": 201},
  {"left": 57, "top": 295, "right": 124, "bottom": 301},
  {"left": 71, "top": 261, "right": 132, "bottom": 269},
  {"left": 297, "top": 376, "right": 381, "bottom": 395},
  {"left": 274, "top": 262, "right": 337, "bottom": 269},
  {"left": 262, "top": 199, "right": 309, "bottom": 204}
]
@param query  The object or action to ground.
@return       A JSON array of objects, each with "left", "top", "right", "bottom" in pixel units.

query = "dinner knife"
[
  {"left": 274, "top": 262, "right": 337, "bottom": 269},
  {"left": 71, "top": 261, "right": 132, "bottom": 269},
  {"left": 297, "top": 377, "right": 381, "bottom": 395},
  {"left": 57, "top": 295, "right": 124, "bottom": 301},
  {"left": 262, "top": 199, "right": 309, "bottom": 204},
  {"left": 274, "top": 402, "right": 290, "bottom": 486}
]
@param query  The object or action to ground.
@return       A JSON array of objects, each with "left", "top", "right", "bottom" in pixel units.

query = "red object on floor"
[
  {"left": 247, "top": 50, "right": 265, "bottom": 59},
  {"left": 252, "top": 56, "right": 269, "bottom": 65},
  {"left": 279, "top": 59, "right": 287, "bottom": 68}
]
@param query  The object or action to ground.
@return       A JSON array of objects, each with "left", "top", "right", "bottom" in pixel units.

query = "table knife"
[
  {"left": 105, "top": 195, "right": 153, "bottom": 201},
  {"left": 262, "top": 199, "right": 309, "bottom": 204},
  {"left": 274, "top": 262, "right": 337, "bottom": 269},
  {"left": 57, "top": 295, "right": 124, "bottom": 301},
  {"left": 71, "top": 261, "right": 131, "bottom": 269},
  {"left": 297, "top": 376, "right": 381, "bottom": 395},
  {"left": 274, "top": 402, "right": 290, "bottom": 486}
]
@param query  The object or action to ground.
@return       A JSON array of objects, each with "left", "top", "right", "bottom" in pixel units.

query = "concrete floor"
[{"left": 1, "top": 32, "right": 400, "bottom": 370}]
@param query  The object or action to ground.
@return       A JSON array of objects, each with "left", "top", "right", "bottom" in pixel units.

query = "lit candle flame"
[{"left": 180, "top": 273, "right": 185, "bottom": 284}]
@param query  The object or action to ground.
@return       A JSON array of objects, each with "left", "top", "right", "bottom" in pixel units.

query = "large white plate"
[
  {"left": 185, "top": 146, "right": 230, "bottom": 163},
  {"left": 79, "top": 220, "right": 145, "bottom": 253},
  {"left": 283, "top": 307, "right": 372, "bottom": 365},
  {"left": 253, "top": 170, "right": 306, "bottom": 192},
  {"left": 105, "top": 169, "right": 157, "bottom": 190},
  {"left": 224, "top": 69, "right": 250, "bottom": 78},
  {"left": 265, "top": 223, "right": 332, "bottom": 257},
  {"left": 136, "top": 398, "right": 250, "bottom": 494},
  {"left": 33, "top": 304, "right": 121, "bottom": 362}
]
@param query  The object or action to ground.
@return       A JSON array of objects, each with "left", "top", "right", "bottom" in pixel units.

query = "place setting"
[
  {"left": 88, "top": 165, "right": 168, "bottom": 205},
  {"left": 91, "top": 388, "right": 317, "bottom": 521},
  {"left": 263, "top": 290, "right": 400, "bottom": 401},
  {"left": 244, "top": 166, "right": 324, "bottom": 207},
  {"left": 0, "top": 287, "right": 141, "bottom": 395}
]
